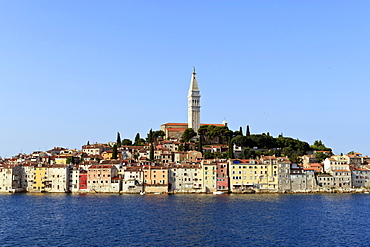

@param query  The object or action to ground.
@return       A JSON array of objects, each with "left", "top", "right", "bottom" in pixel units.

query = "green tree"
[
  {"left": 310, "top": 140, "right": 332, "bottom": 152},
  {"left": 314, "top": 151, "right": 330, "bottom": 163},
  {"left": 198, "top": 125, "right": 232, "bottom": 144},
  {"left": 150, "top": 143, "right": 154, "bottom": 161},
  {"left": 66, "top": 156, "right": 73, "bottom": 164},
  {"left": 244, "top": 148, "right": 257, "bottom": 159},
  {"left": 147, "top": 129, "right": 154, "bottom": 143},
  {"left": 153, "top": 130, "right": 165, "bottom": 140},
  {"left": 134, "top": 133, "right": 144, "bottom": 146},
  {"left": 116, "top": 132, "right": 122, "bottom": 148},
  {"left": 181, "top": 128, "right": 197, "bottom": 142},
  {"left": 121, "top": 139, "right": 132, "bottom": 146},
  {"left": 198, "top": 134, "right": 203, "bottom": 153},
  {"left": 246, "top": 125, "right": 250, "bottom": 137},
  {"left": 112, "top": 144, "right": 118, "bottom": 159},
  {"left": 87, "top": 141, "right": 90, "bottom": 145}
]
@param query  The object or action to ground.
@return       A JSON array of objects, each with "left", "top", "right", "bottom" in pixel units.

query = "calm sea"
[{"left": 0, "top": 193, "right": 369, "bottom": 246}]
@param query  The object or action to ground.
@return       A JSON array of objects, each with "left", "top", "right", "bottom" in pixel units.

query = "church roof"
[{"left": 189, "top": 67, "right": 199, "bottom": 91}]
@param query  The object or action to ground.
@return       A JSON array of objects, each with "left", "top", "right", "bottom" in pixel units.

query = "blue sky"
[{"left": 1, "top": 1, "right": 370, "bottom": 157}]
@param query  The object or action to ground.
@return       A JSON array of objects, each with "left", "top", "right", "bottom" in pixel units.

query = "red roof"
[
  {"left": 167, "top": 128, "right": 187, "bottom": 132},
  {"left": 162, "top": 123, "right": 188, "bottom": 126}
]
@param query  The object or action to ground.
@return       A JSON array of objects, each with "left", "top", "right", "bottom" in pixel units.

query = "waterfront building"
[
  {"left": 317, "top": 174, "right": 335, "bottom": 190},
  {"left": 143, "top": 165, "right": 169, "bottom": 193},
  {"left": 228, "top": 159, "right": 267, "bottom": 192},
  {"left": 331, "top": 169, "right": 352, "bottom": 188},
  {"left": 70, "top": 166, "right": 80, "bottom": 192},
  {"left": 79, "top": 170, "right": 88, "bottom": 191},
  {"left": 277, "top": 157, "right": 291, "bottom": 191},
  {"left": 122, "top": 166, "right": 143, "bottom": 193},
  {"left": 169, "top": 163, "right": 202, "bottom": 193},
  {"left": 43, "top": 164, "right": 70, "bottom": 192},
  {"left": 201, "top": 160, "right": 217, "bottom": 193},
  {"left": 0, "top": 164, "right": 22, "bottom": 192},
  {"left": 215, "top": 159, "right": 229, "bottom": 192},
  {"left": 228, "top": 157, "right": 290, "bottom": 192},
  {"left": 87, "top": 164, "right": 119, "bottom": 193},
  {"left": 33, "top": 165, "right": 46, "bottom": 192},
  {"left": 20, "top": 163, "right": 36, "bottom": 192},
  {"left": 323, "top": 156, "right": 352, "bottom": 188},
  {"left": 290, "top": 163, "right": 317, "bottom": 191},
  {"left": 352, "top": 167, "right": 370, "bottom": 188}
]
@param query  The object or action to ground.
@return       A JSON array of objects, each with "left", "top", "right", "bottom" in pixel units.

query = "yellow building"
[
  {"left": 54, "top": 155, "right": 71, "bottom": 165},
  {"left": 228, "top": 157, "right": 279, "bottom": 192},
  {"left": 101, "top": 150, "right": 113, "bottom": 160},
  {"left": 33, "top": 165, "right": 46, "bottom": 191},
  {"left": 201, "top": 160, "right": 217, "bottom": 193}
]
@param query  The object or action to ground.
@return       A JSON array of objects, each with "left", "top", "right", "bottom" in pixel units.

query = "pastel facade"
[
  {"left": 352, "top": 168, "right": 370, "bottom": 188},
  {"left": 169, "top": 164, "right": 202, "bottom": 192},
  {"left": 317, "top": 174, "right": 335, "bottom": 189},
  {"left": 143, "top": 166, "right": 168, "bottom": 193},
  {"left": 43, "top": 165, "right": 69, "bottom": 192},
  {"left": 215, "top": 160, "right": 229, "bottom": 191},
  {"left": 0, "top": 164, "right": 22, "bottom": 192},
  {"left": 201, "top": 160, "right": 217, "bottom": 193},
  {"left": 33, "top": 165, "right": 46, "bottom": 192},
  {"left": 20, "top": 163, "right": 36, "bottom": 192},
  {"left": 122, "top": 166, "right": 143, "bottom": 193},
  {"left": 229, "top": 157, "right": 280, "bottom": 192},
  {"left": 70, "top": 166, "right": 79, "bottom": 192},
  {"left": 87, "top": 165, "right": 119, "bottom": 193}
]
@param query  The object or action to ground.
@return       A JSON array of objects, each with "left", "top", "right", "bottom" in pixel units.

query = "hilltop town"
[{"left": 1, "top": 69, "right": 369, "bottom": 194}]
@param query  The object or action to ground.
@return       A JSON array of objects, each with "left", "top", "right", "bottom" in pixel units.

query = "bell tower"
[{"left": 187, "top": 67, "right": 201, "bottom": 133}]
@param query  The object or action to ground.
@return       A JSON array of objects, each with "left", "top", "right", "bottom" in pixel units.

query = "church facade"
[{"left": 161, "top": 68, "right": 226, "bottom": 139}]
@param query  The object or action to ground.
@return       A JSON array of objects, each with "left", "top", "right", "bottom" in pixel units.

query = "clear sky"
[{"left": 1, "top": 1, "right": 370, "bottom": 158}]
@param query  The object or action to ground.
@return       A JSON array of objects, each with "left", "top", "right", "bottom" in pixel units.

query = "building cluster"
[
  {"left": 1, "top": 140, "right": 370, "bottom": 194},
  {"left": 2, "top": 70, "right": 368, "bottom": 194}
]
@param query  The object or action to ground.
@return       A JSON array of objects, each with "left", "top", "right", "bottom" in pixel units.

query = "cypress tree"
[
  {"left": 198, "top": 134, "right": 203, "bottom": 154},
  {"left": 116, "top": 132, "right": 122, "bottom": 148},
  {"left": 239, "top": 126, "right": 243, "bottom": 136},
  {"left": 150, "top": 143, "right": 154, "bottom": 161},
  {"left": 246, "top": 125, "right": 250, "bottom": 137},
  {"left": 228, "top": 137, "right": 234, "bottom": 159},
  {"left": 148, "top": 129, "right": 153, "bottom": 143},
  {"left": 134, "top": 133, "right": 141, "bottom": 146},
  {"left": 87, "top": 141, "right": 90, "bottom": 145},
  {"left": 112, "top": 144, "right": 118, "bottom": 159}
]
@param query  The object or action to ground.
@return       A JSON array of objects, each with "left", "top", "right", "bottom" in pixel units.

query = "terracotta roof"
[
  {"left": 162, "top": 123, "right": 188, "bottom": 126},
  {"left": 167, "top": 128, "right": 187, "bottom": 132}
]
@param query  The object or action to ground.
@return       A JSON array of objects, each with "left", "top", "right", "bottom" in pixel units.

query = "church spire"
[
  {"left": 189, "top": 67, "right": 199, "bottom": 91},
  {"left": 188, "top": 68, "right": 201, "bottom": 133}
]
